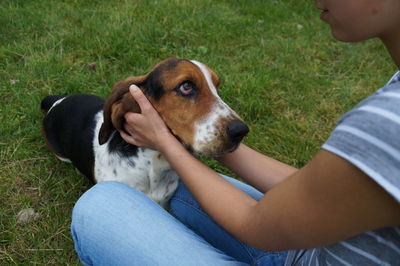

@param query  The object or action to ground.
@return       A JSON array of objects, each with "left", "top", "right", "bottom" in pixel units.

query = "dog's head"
[{"left": 99, "top": 58, "right": 249, "bottom": 157}]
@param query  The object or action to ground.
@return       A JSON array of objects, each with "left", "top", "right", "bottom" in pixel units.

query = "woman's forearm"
[
  {"left": 217, "top": 144, "right": 297, "bottom": 192},
  {"left": 159, "top": 136, "right": 258, "bottom": 234}
]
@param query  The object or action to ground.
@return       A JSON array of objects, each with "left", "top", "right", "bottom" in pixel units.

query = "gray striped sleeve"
[{"left": 322, "top": 82, "right": 400, "bottom": 202}]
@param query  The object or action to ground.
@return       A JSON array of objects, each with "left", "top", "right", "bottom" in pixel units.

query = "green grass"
[{"left": 0, "top": 0, "right": 395, "bottom": 264}]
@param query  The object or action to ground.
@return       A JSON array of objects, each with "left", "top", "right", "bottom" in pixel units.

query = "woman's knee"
[
  {"left": 71, "top": 181, "right": 166, "bottom": 265},
  {"left": 72, "top": 181, "right": 159, "bottom": 226},
  {"left": 73, "top": 182, "right": 131, "bottom": 220}
]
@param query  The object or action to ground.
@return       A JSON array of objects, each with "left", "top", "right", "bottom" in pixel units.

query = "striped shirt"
[{"left": 285, "top": 71, "right": 400, "bottom": 266}]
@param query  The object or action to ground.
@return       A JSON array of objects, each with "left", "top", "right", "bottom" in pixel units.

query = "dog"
[{"left": 41, "top": 58, "right": 249, "bottom": 207}]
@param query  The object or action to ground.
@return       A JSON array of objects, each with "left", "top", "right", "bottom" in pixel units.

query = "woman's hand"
[{"left": 119, "top": 85, "right": 177, "bottom": 151}]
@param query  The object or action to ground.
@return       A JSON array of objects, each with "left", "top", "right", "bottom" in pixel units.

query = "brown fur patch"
[
  {"left": 99, "top": 76, "right": 147, "bottom": 144},
  {"left": 150, "top": 60, "right": 217, "bottom": 148}
]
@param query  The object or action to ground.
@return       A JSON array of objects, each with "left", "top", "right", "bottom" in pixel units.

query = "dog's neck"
[{"left": 107, "top": 130, "right": 141, "bottom": 157}]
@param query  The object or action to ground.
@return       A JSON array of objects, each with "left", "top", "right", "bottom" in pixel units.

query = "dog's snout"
[{"left": 226, "top": 120, "right": 249, "bottom": 142}]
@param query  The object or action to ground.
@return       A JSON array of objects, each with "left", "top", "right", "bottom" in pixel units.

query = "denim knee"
[
  {"left": 71, "top": 181, "right": 161, "bottom": 265},
  {"left": 71, "top": 182, "right": 131, "bottom": 264},
  {"left": 72, "top": 181, "right": 126, "bottom": 222}
]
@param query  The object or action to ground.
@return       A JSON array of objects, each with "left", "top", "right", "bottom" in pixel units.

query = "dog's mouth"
[
  {"left": 226, "top": 142, "right": 241, "bottom": 153},
  {"left": 187, "top": 141, "right": 241, "bottom": 158}
]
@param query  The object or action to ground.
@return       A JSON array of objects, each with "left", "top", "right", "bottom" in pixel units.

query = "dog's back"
[
  {"left": 41, "top": 95, "right": 65, "bottom": 112},
  {"left": 42, "top": 94, "right": 104, "bottom": 181}
]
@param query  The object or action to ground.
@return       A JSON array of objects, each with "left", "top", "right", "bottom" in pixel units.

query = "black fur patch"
[
  {"left": 107, "top": 131, "right": 139, "bottom": 157},
  {"left": 42, "top": 94, "right": 104, "bottom": 182},
  {"left": 140, "top": 58, "right": 183, "bottom": 101}
]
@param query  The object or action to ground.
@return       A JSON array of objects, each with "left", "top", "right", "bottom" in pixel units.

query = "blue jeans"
[{"left": 71, "top": 176, "right": 288, "bottom": 265}]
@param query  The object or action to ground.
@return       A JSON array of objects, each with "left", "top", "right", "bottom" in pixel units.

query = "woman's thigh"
[
  {"left": 170, "top": 175, "right": 288, "bottom": 266},
  {"left": 71, "top": 181, "right": 247, "bottom": 266}
]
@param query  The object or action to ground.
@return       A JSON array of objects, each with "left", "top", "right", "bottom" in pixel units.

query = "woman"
[{"left": 71, "top": 0, "right": 400, "bottom": 265}]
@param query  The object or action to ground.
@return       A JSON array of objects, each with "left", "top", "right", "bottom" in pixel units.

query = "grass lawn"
[{"left": 0, "top": 0, "right": 395, "bottom": 264}]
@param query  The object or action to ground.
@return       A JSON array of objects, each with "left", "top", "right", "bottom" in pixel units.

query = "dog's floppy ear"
[{"left": 98, "top": 75, "right": 147, "bottom": 145}]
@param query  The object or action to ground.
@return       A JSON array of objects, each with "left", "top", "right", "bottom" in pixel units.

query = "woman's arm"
[
  {"left": 165, "top": 144, "right": 400, "bottom": 250},
  {"left": 216, "top": 144, "right": 297, "bottom": 192},
  {"left": 241, "top": 150, "right": 400, "bottom": 250},
  {"left": 121, "top": 86, "right": 400, "bottom": 251}
]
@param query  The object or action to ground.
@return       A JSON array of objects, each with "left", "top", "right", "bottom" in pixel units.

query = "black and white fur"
[{"left": 41, "top": 94, "right": 179, "bottom": 207}]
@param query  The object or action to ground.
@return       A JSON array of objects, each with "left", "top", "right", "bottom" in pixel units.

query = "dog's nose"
[{"left": 226, "top": 120, "right": 249, "bottom": 143}]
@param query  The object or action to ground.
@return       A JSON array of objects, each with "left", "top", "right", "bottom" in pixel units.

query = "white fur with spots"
[{"left": 92, "top": 112, "right": 179, "bottom": 207}]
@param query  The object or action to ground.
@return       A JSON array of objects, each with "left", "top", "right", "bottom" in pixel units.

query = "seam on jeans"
[
  {"left": 71, "top": 223, "right": 93, "bottom": 266},
  {"left": 171, "top": 197, "right": 255, "bottom": 262},
  {"left": 252, "top": 251, "right": 288, "bottom": 266}
]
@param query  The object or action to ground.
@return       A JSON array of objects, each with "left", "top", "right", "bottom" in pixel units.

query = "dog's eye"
[{"left": 177, "top": 81, "right": 196, "bottom": 97}]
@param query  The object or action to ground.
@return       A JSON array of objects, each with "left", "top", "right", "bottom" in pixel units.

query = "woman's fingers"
[
  {"left": 120, "top": 130, "right": 144, "bottom": 147},
  {"left": 129, "top": 85, "right": 154, "bottom": 114},
  {"left": 119, "top": 84, "right": 174, "bottom": 150},
  {"left": 119, "top": 130, "right": 135, "bottom": 144},
  {"left": 124, "top": 112, "right": 141, "bottom": 125}
]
